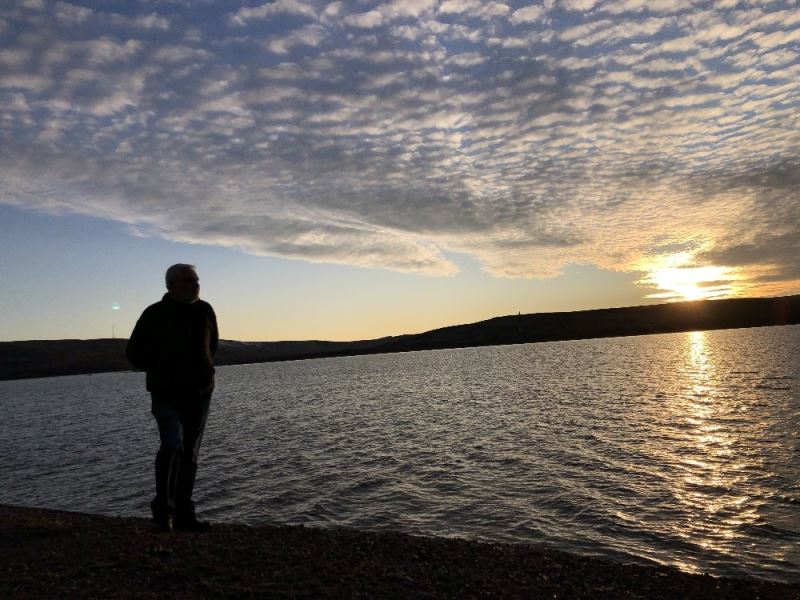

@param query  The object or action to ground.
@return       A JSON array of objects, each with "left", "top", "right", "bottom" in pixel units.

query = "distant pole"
[{"left": 112, "top": 325, "right": 115, "bottom": 339}]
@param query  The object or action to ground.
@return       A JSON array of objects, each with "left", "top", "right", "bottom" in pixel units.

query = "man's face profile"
[{"left": 168, "top": 267, "right": 200, "bottom": 304}]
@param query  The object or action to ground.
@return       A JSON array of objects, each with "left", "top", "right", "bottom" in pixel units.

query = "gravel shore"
[{"left": 2, "top": 504, "right": 797, "bottom": 598}]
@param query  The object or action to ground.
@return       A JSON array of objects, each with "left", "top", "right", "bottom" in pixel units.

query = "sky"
[{"left": 1, "top": 0, "right": 799, "bottom": 342}]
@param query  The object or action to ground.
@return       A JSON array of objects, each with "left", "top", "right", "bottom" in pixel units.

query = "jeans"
[{"left": 150, "top": 391, "right": 211, "bottom": 520}]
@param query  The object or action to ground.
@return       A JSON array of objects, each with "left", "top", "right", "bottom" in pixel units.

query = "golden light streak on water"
[{"left": 666, "top": 331, "right": 761, "bottom": 573}]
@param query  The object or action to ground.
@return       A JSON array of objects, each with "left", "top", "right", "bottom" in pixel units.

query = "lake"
[{"left": 1, "top": 325, "right": 798, "bottom": 583}]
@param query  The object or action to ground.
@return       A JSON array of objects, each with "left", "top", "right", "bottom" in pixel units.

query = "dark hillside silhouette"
[{"left": 375, "top": 294, "right": 800, "bottom": 353}]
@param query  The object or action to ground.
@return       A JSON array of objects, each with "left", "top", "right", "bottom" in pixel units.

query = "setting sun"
[{"left": 644, "top": 265, "right": 739, "bottom": 301}]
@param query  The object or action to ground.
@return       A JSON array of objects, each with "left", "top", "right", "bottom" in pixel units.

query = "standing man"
[{"left": 127, "top": 264, "right": 219, "bottom": 532}]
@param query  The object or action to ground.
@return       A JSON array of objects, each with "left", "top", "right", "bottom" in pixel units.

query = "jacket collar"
[{"left": 162, "top": 292, "right": 194, "bottom": 307}]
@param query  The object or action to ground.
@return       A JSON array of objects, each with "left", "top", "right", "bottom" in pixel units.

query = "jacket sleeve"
[
  {"left": 126, "top": 309, "right": 156, "bottom": 372},
  {"left": 210, "top": 306, "right": 219, "bottom": 358}
]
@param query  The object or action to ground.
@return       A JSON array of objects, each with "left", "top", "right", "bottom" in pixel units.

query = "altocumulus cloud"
[{"left": 0, "top": 0, "right": 798, "bottom": 294}]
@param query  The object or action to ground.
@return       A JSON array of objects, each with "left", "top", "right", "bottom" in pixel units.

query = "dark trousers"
[{"left": 150, "top": 391, "right": 211, "bottom": 520}]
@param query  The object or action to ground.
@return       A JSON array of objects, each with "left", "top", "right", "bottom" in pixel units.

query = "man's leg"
[
  {"left": 175, "top": 393, "right": 211, "bottom": 527},
  {"left": 151, "top": 397, "right": 184, "bottom": 528}
]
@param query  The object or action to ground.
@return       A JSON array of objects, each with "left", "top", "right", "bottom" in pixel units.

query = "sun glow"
[
  {"left": 647, "top": 265, "right": 738, "bottom": 301},
  {"left": 636, "top": 251, "right": 743, "bottom": 302}
]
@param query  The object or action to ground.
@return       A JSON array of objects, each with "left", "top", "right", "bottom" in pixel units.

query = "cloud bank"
[{"left": 0, "top": 0, "right": 798, "bottom": 296}]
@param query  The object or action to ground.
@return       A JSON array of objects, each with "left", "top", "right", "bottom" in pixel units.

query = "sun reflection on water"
[{"left": 668, "top": 331, "right": 760, "bottom": 572}]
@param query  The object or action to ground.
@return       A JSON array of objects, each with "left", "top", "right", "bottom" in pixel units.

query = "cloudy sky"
[{"left": 1, "top": 0, "right": 798, "bottom": 341}]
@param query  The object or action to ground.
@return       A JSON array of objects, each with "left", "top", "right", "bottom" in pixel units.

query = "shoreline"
[{"left": 2, "top": 505, "right": 797, "bottom": 598}]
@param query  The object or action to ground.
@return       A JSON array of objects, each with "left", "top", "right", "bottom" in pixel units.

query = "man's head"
[{"left": 165, "top": 263, "right": 200, "bottom": 304}]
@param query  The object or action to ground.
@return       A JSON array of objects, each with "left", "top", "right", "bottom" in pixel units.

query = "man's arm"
[
  {"left": 126, "top": 308, "right": 156, "bottom": 371},
  {"left": 209, "top": 306, "right": 219, "bottom": 358}
]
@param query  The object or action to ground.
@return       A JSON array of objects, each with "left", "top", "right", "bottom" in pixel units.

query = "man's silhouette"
[{"left": 127, "top": 264, "right": 218, "bottom": 532}]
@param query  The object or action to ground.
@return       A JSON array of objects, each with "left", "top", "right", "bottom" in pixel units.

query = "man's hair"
[{"left": 165, "top": 263, "right": 197, "bottom": 288}]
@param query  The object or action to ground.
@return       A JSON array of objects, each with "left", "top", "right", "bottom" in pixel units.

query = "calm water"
[{"left": 1, "top": 326, "right": 799, "bottom": 583}]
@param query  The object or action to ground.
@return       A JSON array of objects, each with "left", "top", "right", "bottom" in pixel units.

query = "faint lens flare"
[{"left": 112, "top": 302, "right": 121, "bottom": 311}]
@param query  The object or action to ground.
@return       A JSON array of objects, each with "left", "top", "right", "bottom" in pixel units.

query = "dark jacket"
[{"left": 126, "top": 293, "right": 219, "bottom": 393}]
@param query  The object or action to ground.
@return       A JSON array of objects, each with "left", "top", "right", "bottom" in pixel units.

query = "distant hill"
[
  {"left": 0, "top": 337, "right": 399, "bottom": 382},
  {"left": 1, "top": 295, "right": 798, "bottom": 381},
  {"left": 373, "top": 294, "right": 800, "bottom": 353}
]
